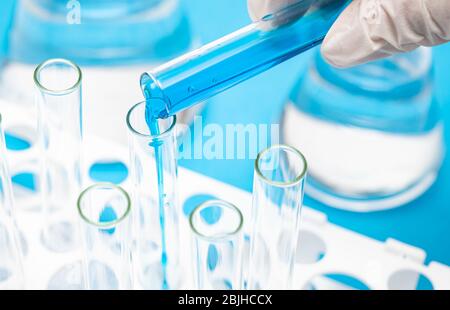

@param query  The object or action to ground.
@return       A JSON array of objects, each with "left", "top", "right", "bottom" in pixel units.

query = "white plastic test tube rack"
[{"left": 1, "top": 100, "right": 450, "bottom": 290}]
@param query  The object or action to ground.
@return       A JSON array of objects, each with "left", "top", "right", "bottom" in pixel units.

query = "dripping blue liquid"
[{"left": 145, "top": 97, "right": 169, "bottom": 290}]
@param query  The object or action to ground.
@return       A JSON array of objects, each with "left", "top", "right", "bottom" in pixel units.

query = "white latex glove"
[{"left": 248, "top": 0, "right": 450, "bottom": 68}]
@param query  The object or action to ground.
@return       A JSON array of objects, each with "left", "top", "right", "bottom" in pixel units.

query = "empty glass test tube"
[
  {"left": 141, "top": 0, "right": 350, "bottom": 119},
  {"left": 248, "top": 145, "right": 307, "bottom": 289},
  {"left": 0, "top": 113, "right": 25, "bottom": 289},
  {"left": 34, "top": 58, "right": 83, "bottom": 253},
  {"left": 190, "top": 200, "right": 244, "bottom": 290},
  {"left": 78, "top": 183, "right": 133, "bottom": 290},
  {"left": 127, "top": 102, "right": 182, "bottom": 289}
]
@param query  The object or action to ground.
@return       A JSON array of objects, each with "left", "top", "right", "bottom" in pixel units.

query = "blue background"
[{"left": 1, "top": 0, "right": 449, "bottom": 266}]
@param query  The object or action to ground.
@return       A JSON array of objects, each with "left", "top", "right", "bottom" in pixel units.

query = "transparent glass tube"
[
  {"left": 34, "top": 58, "right": 83, "bottom": 253},
  {"left": 126, "top": 102, "right": 182, "bottom": 289},
  {"left": 190, "top": 200, "right": 244, "bottom": 290},
  {"left": 248, "top": 145, "right": 307, "bottom": 289},
  {"left": 0, "top": 113, "right": 25, "bottom": 289},
  {"left": 140, "top": 0, "right": 350, "bottom": 119},
  {"left": 77, "top": 183, "right": 133, "bottom": 290}
]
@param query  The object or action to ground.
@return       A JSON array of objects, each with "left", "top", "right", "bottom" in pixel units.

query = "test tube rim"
[
  {"left": 33, "top": 58, "right": 82, "bottom": 96},
  {"left": 189, "top": 199, "right": 244, "bottom": 242},
  {"left": 77, "top": 182, "right": 131, "bottom": 229},
  {"left": 255, "top": 144, "right": 308, "bottom": 188},
  {"left": 126, "top": 101, "right": 177, "bottom": 140}
]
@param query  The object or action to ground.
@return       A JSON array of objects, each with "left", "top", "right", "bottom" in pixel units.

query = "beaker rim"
[
  {"left": 126, "top": 101, "right": 177, "bottom": 139},
  {"left": 189, "top": 200, "right": 244, "bottom": 241},
  {"left": 255, "top": 144, "right": 307, "bottom": 187},
  {"left": 34, "top": 58, "right": 82, "bottom": 95},
  {"left": 77, "top": 183, "right": 131, "bottom": 229}
]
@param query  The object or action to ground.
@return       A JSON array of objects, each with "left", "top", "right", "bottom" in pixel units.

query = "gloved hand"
[{"left": 248, "top": 0, "right": 450, "bottom": 68}]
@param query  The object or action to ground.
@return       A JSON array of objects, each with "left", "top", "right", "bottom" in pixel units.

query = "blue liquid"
[
  {"left": 145, "top": 99, "right": 169, "bottom": 290},
  {"left": 141, "top": 0, "right": 350, "bottom": 119}
]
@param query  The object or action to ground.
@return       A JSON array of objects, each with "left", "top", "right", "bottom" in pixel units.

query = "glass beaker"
[
  {"left": 8, "top": 0, "right": 192, "bottom": 65},
  {"left": 0, "top": 113, "right": 25, "bottom": 289},
  {"left": 34, "top": 58, "right": 83, "bottom": 252},
  {"left": 248, "top": 144, "right": 307, "bottom": 289},
  {"left": 190, "top": 200, "right": 244, "bottom": 290},
  {"left": 77, "top": 183, "right": 133, "bottom": 290},
  {"left": 126, "top": 101, "right": 182, "bottom": 289},
  {"left": 282, "top": 47, "right": 443, "bottom": 211}
]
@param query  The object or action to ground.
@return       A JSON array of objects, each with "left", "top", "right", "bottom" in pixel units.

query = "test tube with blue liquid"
[
  {"left": 127, "top": 102, "right": 182, "bottom": 289},
  {"left": 140, "top": 0, "right": 350, "bottom": 119}
]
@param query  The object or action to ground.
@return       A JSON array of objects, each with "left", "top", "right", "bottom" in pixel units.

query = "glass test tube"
[
  {"left": 141, "top": 0, "right": 350, "bottom": 119},
  {"left": 34, "top": 59, "right": 83, "bottom": 253},
  {"left": 127, "top": 102, "right": 182, "bottom": 289},
  {"left": 248, "top": 145, "right": 307, "bottom": 289},
  {"left": 77, "top": 183, "right": 133, "bottom": 290},
  {"left": 190, "top": 200, "right": 244, "bottom": 290},
  {"left": 0, "top": 114, "right": 25, "bottom": 289}
]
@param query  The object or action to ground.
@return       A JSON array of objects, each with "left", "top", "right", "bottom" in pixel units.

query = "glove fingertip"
[
  {"left": 320, "top": 34, "right": 353, "bottom": 68},
  {"left": 247, "top": 0, "right": 260, "bottom": 21}
]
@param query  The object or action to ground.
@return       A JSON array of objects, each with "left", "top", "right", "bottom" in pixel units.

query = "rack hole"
[
  {"left": 12, "top": 172, "right": 38, "bottom": 192},
  {"left": 295, "top": 230, "right": 327, "bottom": 264},
  {"left": 5, "top": 126, "right": 36, "bottom": 151},
  {"left": 387, "top": 270, "right": 434, "bottom": 290},
  {"left": 278, "top": 230, "right": 327, "bottom": 264},
  {"left": 47, "top": 261, "right": 83, "bottom": 290},
  {"left": 304, "top": 273, "right": 370, "bottom": 290},
  {"left": 89, "top": 161, "right": 128, "bottom": 184},
  {"left": 10, "top": 172, "right": 40, "bottom": 211},
  {"left": 182, "top": 194, "right": 216, "bottom": 217}
]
